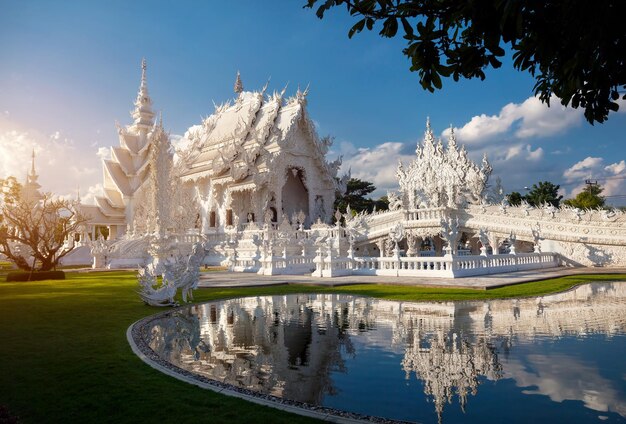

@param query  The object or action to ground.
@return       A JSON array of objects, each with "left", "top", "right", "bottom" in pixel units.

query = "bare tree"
[{"left": 0, "top": 177, "right": 89, "bottom": 271}]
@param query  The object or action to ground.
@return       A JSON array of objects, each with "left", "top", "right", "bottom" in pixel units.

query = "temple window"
[{"left": 209, "top": 211, "right": 216, "bottom": 227}]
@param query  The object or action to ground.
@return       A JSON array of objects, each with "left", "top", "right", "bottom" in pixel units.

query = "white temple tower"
[
  {"left": 97, "top": 59, "right": 159, "bottom": 236},
  {"left": 22, "top": 149, "right": 43, "bottom": 203}
]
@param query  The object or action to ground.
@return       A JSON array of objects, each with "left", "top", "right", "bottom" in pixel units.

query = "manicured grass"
[{"left": 0, "top": 271, "right": 625, "bottom": 423}]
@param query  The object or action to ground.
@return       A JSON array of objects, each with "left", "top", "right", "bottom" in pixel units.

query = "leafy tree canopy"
[
  {"left": 506, "top": 181, "right": 564, "bottom": 207},
  {"left": 524, "top": 181, "right": 563, "bottom": 207},
  {"left": 506, "top": 191, "right": 523, "bottom": 207},
  {"left": 335, "top": 178, "right": 389, "bottom": 214},
  {"left": 305, "top": 0, "right": 626, "bottom": 124},
  {"left": 563, "top": 185, "right": 605, "bottom": 209}
]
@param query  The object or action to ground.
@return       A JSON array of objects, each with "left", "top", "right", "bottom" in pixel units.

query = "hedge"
[{"left": 6, "top": 271, "right": 66, "bottom": 282}]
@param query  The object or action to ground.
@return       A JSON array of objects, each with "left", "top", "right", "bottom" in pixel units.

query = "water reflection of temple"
[{"left": 144, "top": 282, "right": 626, "bottom": 421}]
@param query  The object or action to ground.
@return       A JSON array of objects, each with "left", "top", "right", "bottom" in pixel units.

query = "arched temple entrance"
[{"left": 282, "top": 168, "right": 309, "bottom": 224}]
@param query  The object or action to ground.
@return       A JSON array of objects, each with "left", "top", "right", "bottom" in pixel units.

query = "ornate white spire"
[
  {"left": 448, "top": 126, "right": 457, "bottom": 148},
  {"left": 149, "top": 114, "right": 172, "bottom": 237},
  {"left": 30, "top": 149, "right": 36, "bottom": 175},
  {"left": 132, "top": 58, "right": 155, "bottom": 128},
  {"left": 141, "top": 58, "right": 147, "bottom": 90},
  {"left": 23, "top": 149, "right": 42, "bottom": 202},
  {"left": 234, "top": 71, "right": 243, "bottom": 94},
  {"left": 399, "top": 120, "right": 492, "bottom": 208}
]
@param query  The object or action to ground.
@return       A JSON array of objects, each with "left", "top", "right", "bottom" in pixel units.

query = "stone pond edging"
[{"left": 127, "top": 308, "right": 416, "bottom": 424}]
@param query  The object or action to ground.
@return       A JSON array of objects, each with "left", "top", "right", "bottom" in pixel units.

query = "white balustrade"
[{"left": 314, "top": 252, "right": 559, "bottom": 278}]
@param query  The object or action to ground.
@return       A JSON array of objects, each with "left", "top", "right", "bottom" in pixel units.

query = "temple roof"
[
  {"left": 178, "top": 82, "right": 334, "bottom": 184},
  {"left": 79, "top": 204, "right": 126, "bottom": 225},
  {"left": 103, "top": 159, "right": 133, "bottom": 196}
]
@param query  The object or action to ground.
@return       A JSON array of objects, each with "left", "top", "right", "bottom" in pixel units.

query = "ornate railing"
[
  {"left": 313, "top": 252, "right": 559, "bottom": 278},
  {"left": 231, "top": 253, "right": 317, "bottom": 275}
]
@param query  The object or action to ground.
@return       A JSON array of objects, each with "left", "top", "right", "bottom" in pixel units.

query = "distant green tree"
[
  {"left": 525, "top": 181, "right": 563, "bottom": 207},
  {"left": 335, "top": 178, "right": 389, "bottom": 214},
  {"left": 506, "top": 191, "right": 524, "bottom": 207},
  {"left": 563, "top": 185, "right": 605, "bottom": 209},
  {"left": 374, "top": 195, "right": 390, "bottom": 211}
]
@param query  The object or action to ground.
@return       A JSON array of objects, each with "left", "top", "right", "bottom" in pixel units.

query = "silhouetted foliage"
[
  {"left": 335, "top": 178, "right": 389, "bottom": 214},
  {"left": 305, "top": 0, "right": 626, "bottom": 124},
  {"left": 525, "top": 181, "right": 563, "bottom": 207},
  {"left": 507, "top": 191, "right": 524, "bottom": 207}
]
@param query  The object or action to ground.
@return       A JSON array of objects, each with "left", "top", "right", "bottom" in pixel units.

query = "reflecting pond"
[{"left": 142, "top": 283, "right": 626, "bottom": 423}]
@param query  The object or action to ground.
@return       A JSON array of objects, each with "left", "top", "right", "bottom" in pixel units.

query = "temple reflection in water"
[{"left": 144, "top": 283, "right": 626, "bottom": 423}]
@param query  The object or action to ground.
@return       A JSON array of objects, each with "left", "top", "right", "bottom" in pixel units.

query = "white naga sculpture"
[{"left": 138, "top": 242, "right": 208, "bottom": 307}]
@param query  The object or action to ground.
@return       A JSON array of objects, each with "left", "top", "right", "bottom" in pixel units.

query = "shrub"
[{"left": 6, "top": 271, "right": 66, "bottom": 282}]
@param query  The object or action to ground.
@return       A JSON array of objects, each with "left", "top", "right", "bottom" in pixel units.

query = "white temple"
[
  {"left": 176, "top": 73, "right": 342, "bottom": 231},
  {"left": 61, "top": 60, "right": 626, "bottom": 273}
]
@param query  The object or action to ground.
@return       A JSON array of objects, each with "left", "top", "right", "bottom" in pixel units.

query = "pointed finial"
[
  {"left": 261, "top": 76, "right": 271, "bottom": 94},
  {"left": 132, "top": 57, "right": 154, "bottom": 126},
  {"left": 448, "top": 125, "right": 456, "bottom": 140},
  {"left": 31, "top": 148, "right": 36, "bottom": 175},
  {"left": 426, "top": 116, "right": 431, "bottom": 130},
  {"left": 76, "top": 185, "right": 81, "bottom": 203},
  {"left": 141, "top": 58, "right": 147, "bottom": 88},
  {"left": 234, "top": 71, "right": 243, "bottom": 94}
]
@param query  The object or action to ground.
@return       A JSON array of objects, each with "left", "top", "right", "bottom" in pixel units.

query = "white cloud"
[
  {"left": 338, "top": 141, "right": 414, "bottom": 197},
  {"left": 96, "top": 147, "right": 110, "bottom": 160},
  {"left": 80, "top": 183, "right": 104, "bottom": 205},
  {"left": 528, "top": 146, "right": 544, "bottom": 160},
  {"left": 505, "top": 355, "right": 626, "bottom": 417},
  {"left": 605, "top": 160, "right": 625, "bottom": 175},
  {"left": 500, "top": 144, "right": 544, "bottom": 161},
  {"left": 0, "top": 115, "right": 102, "bottom": 201},
  {"left": 445, "top": 95, "right": 582, "bottom": 144},
  {"left": 563, "top": 156, "right": 603, "bottom": 180},
  {"left": 563, "top": 156, "right": 626, "bottom": 202}
]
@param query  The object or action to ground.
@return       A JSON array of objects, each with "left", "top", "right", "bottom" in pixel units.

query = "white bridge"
[{"left": 175, "top": 199, "right": 623, "bottom": 278}]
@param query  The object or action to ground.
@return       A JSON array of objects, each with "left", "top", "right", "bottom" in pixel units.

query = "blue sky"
[{"left": 1, "top": 0, "right": 625, "bottom": 205}]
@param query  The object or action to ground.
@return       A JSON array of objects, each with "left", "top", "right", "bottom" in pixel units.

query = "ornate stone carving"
[
  {"left": 138, "top": 242, "right": 208, "bottom": 306},
  {"left": 440, "top": 217, "right": 461, "bottom": 254},
  {"left": 396, "top": 121, "right": 492, "bottom": 209}
]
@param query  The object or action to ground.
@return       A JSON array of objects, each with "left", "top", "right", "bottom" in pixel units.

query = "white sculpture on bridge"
[
  {"left": 396, "top": 121, "right": 492, "bottom": 209},
  {"left": 440, "top": 217, "right": 461, "bottom": 255}
]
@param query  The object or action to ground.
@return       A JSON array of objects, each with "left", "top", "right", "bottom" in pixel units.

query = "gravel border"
[{"left": 127, "top": 305, "right": 417, "bottom": 424}]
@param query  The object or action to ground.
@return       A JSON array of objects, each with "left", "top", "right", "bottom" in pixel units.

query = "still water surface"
[{"left": 143, "top": 283, "right": 626, "bottom": 423}]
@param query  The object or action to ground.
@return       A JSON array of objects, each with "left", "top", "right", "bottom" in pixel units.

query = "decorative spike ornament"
[{"left": 234, "top": 71, "right": 243, "bottom": 94}]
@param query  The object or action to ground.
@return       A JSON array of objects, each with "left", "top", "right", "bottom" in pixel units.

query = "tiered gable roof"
[
  {"left": 178, "top": 77, "right": 340, "bottom": 188},
  {"left": 97, "top": 59, "right": 157, "bottom": 213}
]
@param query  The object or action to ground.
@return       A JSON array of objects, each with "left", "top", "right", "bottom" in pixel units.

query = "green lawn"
[{"left": 1, "top": 271, "right": 625, "bottom": 423}]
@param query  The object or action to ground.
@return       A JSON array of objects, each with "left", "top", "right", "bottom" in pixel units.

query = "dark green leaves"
[
  {"left": 305, "top": 0, "right": 626, "bottom": 124},
  {"left": 348, "top": 18, "right": 366, "bottom": 38}
]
